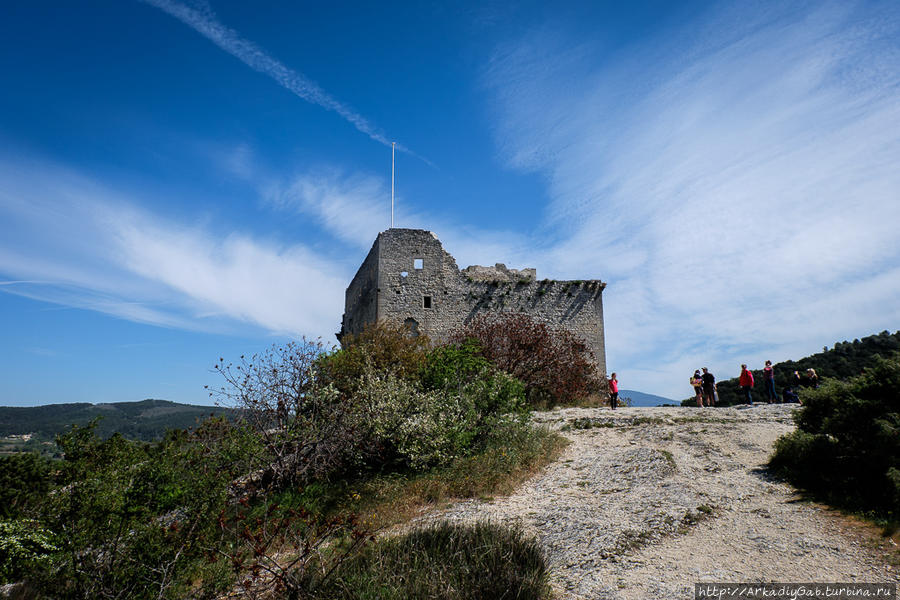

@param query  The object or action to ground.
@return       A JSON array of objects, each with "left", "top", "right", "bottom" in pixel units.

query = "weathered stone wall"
[
  {"left": 372, "top": 229, "right": 463, "bottom": 341},
  {"left": 339, "top": 228, "right": 607, "bottom": 377},
  {"left": 340, "top": 238, "right": 380, "bottom": 340}
]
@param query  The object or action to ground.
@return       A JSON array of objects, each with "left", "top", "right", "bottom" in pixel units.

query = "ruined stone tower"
[{"left": 339, "top": 228, "right": 607, "bottom": 376}]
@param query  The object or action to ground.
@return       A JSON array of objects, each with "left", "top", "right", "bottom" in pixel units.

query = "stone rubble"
[{"left": 413, "top": 404, "right": 898, "bottom": 599}]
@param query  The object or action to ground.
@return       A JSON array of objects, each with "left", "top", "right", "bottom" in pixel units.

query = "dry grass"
[{"left": 348, "top": 426, "right": 568, "bottom": 531}]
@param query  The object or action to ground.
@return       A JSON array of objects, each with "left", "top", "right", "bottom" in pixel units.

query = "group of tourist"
[
  {"left": 606, "top": 363, "right": 821, "bottom": 410},
  {"left": 689, "top": 367, "right": 719, "bottom": 407},
  {"left": 689, "top": 364, "right": 819, "bottom": 407}
]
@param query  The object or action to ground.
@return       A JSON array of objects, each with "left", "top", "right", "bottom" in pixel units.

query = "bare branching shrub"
[
  {"left": 209, "top": 340, "right": 361, "bottom": 490},
  {"left": 452, "top": 313, "right": 604, "bottom": 407}
]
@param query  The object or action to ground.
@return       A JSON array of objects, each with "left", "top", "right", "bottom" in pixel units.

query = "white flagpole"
[{"left": 391, "top": 142, "right": 396, "bottom": 228}]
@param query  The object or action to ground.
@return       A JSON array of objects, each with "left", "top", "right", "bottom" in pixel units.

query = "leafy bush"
[
  {"left": 27, "top": 418, "right": 260, "bottom": 599},
  {"left": 212, "top": 335, "right": 530, "bottom": 481},
  {"left": 356, "top": 366, "right": 527, "bottom": 470},
  {"left": 11, "top": 415, "right": 370, "bottom": 599},
  {"left": 312, "top": 521, "right": 551, "bottom": 600},
  {"left": 420, "top": 338, "right": 492, "bottom": 392},
  {"left": 0, "top": 453, "right": 53, "bottom": 520},
  {"left": 451, "top": 313, "right": 603, "bottom": 407},
  {"left": 0, "top": 520, "right": 56, "bottom": 584},
  {"left": 319, "top": 322, "right": 429, "bottom": 397},
  {"left": 769, "top": 354, "right": 900, "bottom": 517}
]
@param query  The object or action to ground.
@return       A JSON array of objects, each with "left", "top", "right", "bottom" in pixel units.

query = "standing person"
[
  {"left": 608, "top": 372, "right": 619, "bottom": 409},
  {"left": 806, "top": 368, "right": 819, "bottom": 389},
  {"left": 690, "top": 370, "right": 703, "bottom": 407},
  {"left": 700, "top": 367, "right": 716, "bottom": 407},
  {"left": 792, "top": 370, "right": 803, "bottom": 390},
  {"left": 739, "top": 364, "right": 755, "bottom": 405},
  {"left": 762, "top": 360, "right": 778, "bottom": 403}
]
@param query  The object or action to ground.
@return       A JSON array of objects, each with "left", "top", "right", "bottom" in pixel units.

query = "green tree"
[{"left": 0, "top": 453, "right": 53, "bottom": 520}]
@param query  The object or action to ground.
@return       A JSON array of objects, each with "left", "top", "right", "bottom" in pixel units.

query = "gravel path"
[{"left": 413, "top": 405, "right": 898, "bottom": 599}]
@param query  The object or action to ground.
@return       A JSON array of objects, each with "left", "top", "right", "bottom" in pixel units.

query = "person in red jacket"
[
  {"left": 608, "top": 372, "right": 619, "bottom": 409},
  {"left": 739, "top": 364, "right": 755, "bottom": 405}
]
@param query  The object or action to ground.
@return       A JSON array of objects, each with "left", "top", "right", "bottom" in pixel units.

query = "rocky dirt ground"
[{"left": 413, "top": 404, "right": 899, "bottom": 599}]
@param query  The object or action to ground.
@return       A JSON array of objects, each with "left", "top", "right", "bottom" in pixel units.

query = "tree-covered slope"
[{"left": 0, "top": 399, "right": 234, "bottom": 447}]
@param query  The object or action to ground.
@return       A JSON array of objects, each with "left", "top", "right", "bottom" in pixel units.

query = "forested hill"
[
  {"left": 0, "top": 399, "right": 234, "bottom": 452},
  {"left": 684, "top": 330, "right": 900, "bottom": 406}
]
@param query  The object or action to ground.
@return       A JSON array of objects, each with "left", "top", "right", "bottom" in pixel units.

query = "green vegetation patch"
[
  {"left": 769, "top": 354, "right": 900, "bottom": 523},
  {"left": 313, "top": 521, "right": 551, "bottom": 600},
  {"left": 562, "top": 417, "right": 616, "bottom": 430},
  {"left": 0, "top": 325, "right": 573, "bottom": 597}
]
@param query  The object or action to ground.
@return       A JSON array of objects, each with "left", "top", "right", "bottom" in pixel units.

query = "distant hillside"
[
  {"left": 0, "top": 399, "right": 235, "bottom": 454},
  {"left": 619, "top": 390, "right": 675, "bottom": 407},
  {"left": 681, "top": 330, "right": 900, "bottom": 406}
]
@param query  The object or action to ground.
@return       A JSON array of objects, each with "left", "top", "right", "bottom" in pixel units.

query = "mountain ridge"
[{"left": 0, "top": 399, "right": 234, "bottom": 454}]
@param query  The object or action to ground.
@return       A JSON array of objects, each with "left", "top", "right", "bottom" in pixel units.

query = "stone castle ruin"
[{"left": 339, "top": 228, "right": 607, "bottom": 376}]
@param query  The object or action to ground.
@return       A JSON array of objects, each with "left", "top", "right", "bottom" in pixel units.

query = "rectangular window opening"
[
  {"left": 423, "top": 295, "right": 432, "bottom": 309},
  {"left": 413, "top": 258, "right": 424, "bottom": 270}
]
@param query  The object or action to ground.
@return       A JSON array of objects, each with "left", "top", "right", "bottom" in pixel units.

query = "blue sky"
[{"left": 2, "top": 0, "right": 899, "bottom": 406}]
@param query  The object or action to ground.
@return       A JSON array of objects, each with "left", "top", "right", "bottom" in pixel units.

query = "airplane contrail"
[{"left": 141, "top": 0, "right": 430, "bottom": 164}]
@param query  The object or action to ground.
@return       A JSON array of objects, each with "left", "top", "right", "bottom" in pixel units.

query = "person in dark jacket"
[
  {"left": 762, "top": 360, "right": 778, "bottom": 403},
  {"left": 700, "top": 367, "right": 716, "bottom": 407},
  {"left": 782, "top": 387, "right": 800, "bottom": 404}
]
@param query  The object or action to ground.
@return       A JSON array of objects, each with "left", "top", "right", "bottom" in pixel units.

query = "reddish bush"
[{"left": 451, "top": 314, "right": 603, "bottom": 407}]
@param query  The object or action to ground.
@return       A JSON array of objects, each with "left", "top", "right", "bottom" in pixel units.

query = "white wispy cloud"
[
  {"left": 141, "top": 0, "right": 420, "bottom": 158},
  {"left": 263, "top": 170, "right": 390, "bottom": 249},
  {"left": 484, "top": 1, "right": 900, "bottom": 395},
  {"left": 0, "top": 156, "right": 348, "bottom": 341}
]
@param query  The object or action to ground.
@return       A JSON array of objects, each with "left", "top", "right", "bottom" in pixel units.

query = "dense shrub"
[
  {"left": 357, "top": 367, "right": 527, "bottom": 470},
  {"left": 769, "top": 354, "right": 900, "bottom": 517},
  {"left": 313, "top": 521, "right": 551, "bottom": 600},
  {"left": 319, "top": 322, "right": 429, "bottom": 396},
  {"left": 0, "top": 519, "right": 56, "bottom": 584},
  {"left": 22, "top": 419, "right": 258, "bottom": 599},
  {"left": 0, "top": 453, "right": 53, "bottom": 520},
  {"left": 421, "top": 339, "right": 528, "bottom": 442},
  {"left": 451, "top": 313, "right": 603, "bottom": 407},
  {"left": 420, "top": 338, "right": 492, "bottom": 392}
]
